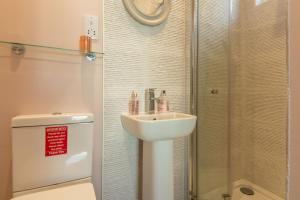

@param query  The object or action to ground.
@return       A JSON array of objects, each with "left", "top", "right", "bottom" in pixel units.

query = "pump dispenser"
[
  {"left": 157, "top": 90, "right": 169, "bottom": 113},
  {"left": 129, "top": 91, "right": 139, "bottom": 115}
]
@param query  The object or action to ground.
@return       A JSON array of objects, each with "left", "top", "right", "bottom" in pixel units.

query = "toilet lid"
[{"left": 12, "top": 183, "right": 96, "bottom": 200}]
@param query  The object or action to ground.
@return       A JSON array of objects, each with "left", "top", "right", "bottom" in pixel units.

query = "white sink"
[
  {"left": 121, "top": 112, "right": 197, "bottom": 141},
  {"left": 121, "top": 112, "right": 197, "bottom": 200}
]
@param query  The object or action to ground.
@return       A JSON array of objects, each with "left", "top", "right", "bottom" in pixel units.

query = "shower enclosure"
[{"left": 189, "top": 0, "right": 288, "bottom": 200}]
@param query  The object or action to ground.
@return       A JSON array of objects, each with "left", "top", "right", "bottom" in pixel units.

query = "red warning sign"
[{"left": 45, "top": 126, "right": 68, "bottom": 157}]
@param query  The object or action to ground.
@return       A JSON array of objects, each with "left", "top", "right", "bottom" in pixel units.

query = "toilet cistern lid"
[
  {"left": 11, "top": 183, "right": 96, "bottom": 200},
  {"left": 11, "top": 113, "right": 94, "bottom": 128}
]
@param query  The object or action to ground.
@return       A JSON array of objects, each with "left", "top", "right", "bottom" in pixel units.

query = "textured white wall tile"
[
  {"left": 230, "top": 0, "right": 288, "bottom": 198},
  {"left": 103, "top": 0, "right": 190, "bottom": 199}
]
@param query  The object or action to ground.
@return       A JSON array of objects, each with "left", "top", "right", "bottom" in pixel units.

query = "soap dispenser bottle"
[
  {"left": 157, "top": 90, "right": 169, "bottom": 113},
  {"left": 128, "top": 91, "right": 139, "bottom": 115}
]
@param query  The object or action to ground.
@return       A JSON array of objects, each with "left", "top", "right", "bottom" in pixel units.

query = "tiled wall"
[
  {"left": 230, "top": 0, "right": 288, "bottom": 198},
  {"left": 103, "top": 1, "right": 191, "bottom": 199},
  {"left": 103, "top": 0, "right": 288, "bottom": 199}
]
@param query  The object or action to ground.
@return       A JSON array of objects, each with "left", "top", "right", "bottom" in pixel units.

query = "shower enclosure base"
[
  {"left": 142, "top": 140, "right": 174, "bottom": 200},
  {"left": 231, "top": 180, "right": 283, "bottom": 200},
  {"left": 199, "top": 180, "right": 283, "bottom": 200}
]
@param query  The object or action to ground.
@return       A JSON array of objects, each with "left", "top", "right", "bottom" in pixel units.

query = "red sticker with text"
[{"left": 45, "top": 126, "right": 68, "bottom": 157}]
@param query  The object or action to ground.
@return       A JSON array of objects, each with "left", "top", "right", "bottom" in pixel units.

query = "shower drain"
[{"left": 240, "top": 187, "right": 255, "bottom": 195}]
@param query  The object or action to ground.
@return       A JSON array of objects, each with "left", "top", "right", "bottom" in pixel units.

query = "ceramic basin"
[
  {"left": 121, "top": 112, "right": 197, "bottom": 142},
  {"left": 121, "top": 112, "right": 197, "bottom": 200}
]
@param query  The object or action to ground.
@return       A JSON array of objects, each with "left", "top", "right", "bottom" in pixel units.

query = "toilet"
[{"left": 11, "top": 113, "right": 96, "bottom": 200}]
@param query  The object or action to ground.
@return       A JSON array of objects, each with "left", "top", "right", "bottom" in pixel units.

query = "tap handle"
[
  {"left": 145, "top": 88, "right": 157, "bottom": 92},
  {"left": 145, "top": 88, "right": 157, "bottom": 95},
  {"left": 145, "top": 88, "right": 157, "bottom": 100}
]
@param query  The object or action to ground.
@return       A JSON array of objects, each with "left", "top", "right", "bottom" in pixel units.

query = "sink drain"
[{"left": 240, "top": 187, "right": 255, "bottom": 195}]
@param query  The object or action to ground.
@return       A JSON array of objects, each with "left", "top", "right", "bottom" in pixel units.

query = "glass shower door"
[
  {"left": 192, "top": 0, "right": 288, "bottom": 199},
  {"left": 196, "top": 0, "right": 230, "bottom": 199}
]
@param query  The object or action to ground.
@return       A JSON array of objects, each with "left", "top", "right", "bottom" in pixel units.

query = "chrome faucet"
[{"left": 145, "top": 88, "right": 157, "bottom": 114}]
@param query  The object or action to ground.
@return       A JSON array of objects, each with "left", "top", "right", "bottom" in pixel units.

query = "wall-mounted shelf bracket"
[{"left": 12, "top": 44, "right": 26, "bottom": 56}]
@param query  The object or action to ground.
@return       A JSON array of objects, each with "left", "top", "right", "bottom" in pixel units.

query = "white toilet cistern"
[{"left": 11, "top": 113, "right": 96, "bottom": 200}]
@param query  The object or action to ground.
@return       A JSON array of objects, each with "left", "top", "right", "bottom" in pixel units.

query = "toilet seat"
[{"left": 11, "top": 183, "right": 96, "bottom": 200}]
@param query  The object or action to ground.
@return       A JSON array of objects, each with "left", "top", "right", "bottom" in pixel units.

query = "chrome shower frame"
[
  {"left": 187, "top": 0, "right": 234, "bottom": 199},
  {"left": 187, "top": 0, "right": 199, "bottom": 199}
]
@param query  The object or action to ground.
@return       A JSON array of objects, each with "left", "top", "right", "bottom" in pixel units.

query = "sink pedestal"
[
  {"left": 143, "top": 140, "right": 174, "bottom": 200},
  {"left": 121, "top": 112, "right": 197, "bottom": 200}
]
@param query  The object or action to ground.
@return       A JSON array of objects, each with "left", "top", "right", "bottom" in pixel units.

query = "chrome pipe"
[{"left": 187, "top": 0, "right": 199, "bottom": 199}]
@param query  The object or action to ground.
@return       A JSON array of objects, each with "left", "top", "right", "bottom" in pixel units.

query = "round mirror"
[{"left": 123, "top": 0, "right": 171, "bottom": 26}]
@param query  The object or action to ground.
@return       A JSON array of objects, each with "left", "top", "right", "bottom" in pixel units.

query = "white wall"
[
  {"left": 102, "top": 0, "right": 191, "bottom": 199},
  {"left": 0, "top": 1, "right": 103, "bottom": 199}
]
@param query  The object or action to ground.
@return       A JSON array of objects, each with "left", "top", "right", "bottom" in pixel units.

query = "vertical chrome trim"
[
  {"left": 227, "top": 0, "right": 233, "bottom": 196},
  {"left": 188, "top": 0, "right": 199, "bottom": 199}
]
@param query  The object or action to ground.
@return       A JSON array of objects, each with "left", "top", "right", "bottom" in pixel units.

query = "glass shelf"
[{"left": 0, "top": 40, "right": 104, "bottom": 61}]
